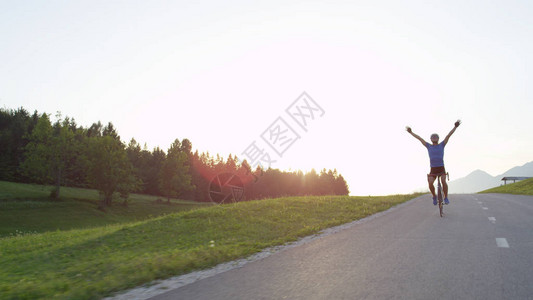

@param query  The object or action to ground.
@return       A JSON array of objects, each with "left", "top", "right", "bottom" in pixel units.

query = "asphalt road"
[{"left": 150, "top": 194, "right": 533, "bottom": 300}]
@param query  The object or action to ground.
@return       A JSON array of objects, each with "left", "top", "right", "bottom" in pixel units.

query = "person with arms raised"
[{"left": 406, "top": 120, "right": 461, "bottom": 205}]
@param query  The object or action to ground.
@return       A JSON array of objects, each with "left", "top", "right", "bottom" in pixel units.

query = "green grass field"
[
  {"left": 479, "top": 177, "right": 533, "bottom": 195},
  {"left": 0, "top": 181, "right": 422, "bottom": 299},
  {"left": 0, "top": 181, "right": 210, "bottom": 237}
]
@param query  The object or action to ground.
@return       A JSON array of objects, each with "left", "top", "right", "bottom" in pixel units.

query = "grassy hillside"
[
  {"left": 0, "top": 181, "right": 210, "bottom": 237},
  {"left": 479, "top": 177, "right": 533, "bottom": 195},
  {"left": 0, "top": 191, "right": 421, "bottom": 299}
]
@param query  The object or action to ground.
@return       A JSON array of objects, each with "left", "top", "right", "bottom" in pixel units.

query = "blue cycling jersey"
[{"left": 425, "top": 142, "right": 445, "bottom": 167}]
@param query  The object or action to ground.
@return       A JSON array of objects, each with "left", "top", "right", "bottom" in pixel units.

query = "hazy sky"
[{"left": 1, "top": 0, "right": 532, "bottom": 195}]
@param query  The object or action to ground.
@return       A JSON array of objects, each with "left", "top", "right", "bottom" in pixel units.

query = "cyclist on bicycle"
[{"left": 406, "top": 120, "right": 461, "bottom": 205}]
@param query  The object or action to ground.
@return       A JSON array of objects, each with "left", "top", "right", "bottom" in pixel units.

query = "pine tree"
[{"left": 158, "top": 139, "right": 195, "bottom": 202}]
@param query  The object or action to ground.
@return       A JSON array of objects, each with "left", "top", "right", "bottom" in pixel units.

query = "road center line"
[
  {"left": 488, "top": 217, "right": 496, "bottom": 224},
  {"left": 496, "top": 238, "right": 509, "bottom": 248},
  {"left": 477, "top": 201, "right": 482, "bottom": 204},
  {"left": 482, "top": 207, "right": 488, "bottom": 210}
]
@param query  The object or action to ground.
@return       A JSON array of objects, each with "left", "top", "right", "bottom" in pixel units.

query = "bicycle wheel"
[{"left": 437, "top": 182, "right": 444, "bottom": 217}]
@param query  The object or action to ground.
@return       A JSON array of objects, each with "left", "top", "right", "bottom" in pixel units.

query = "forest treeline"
[{"left": 0, "top": 107, "right": 349, "bottom": 207}]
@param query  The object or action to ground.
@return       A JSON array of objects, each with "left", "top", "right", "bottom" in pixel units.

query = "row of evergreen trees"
[{"left": 0, "top": 107, "right": 349, "bottom": 206}]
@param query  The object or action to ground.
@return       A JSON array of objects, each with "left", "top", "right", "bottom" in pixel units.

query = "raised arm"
[
  {"left": 406, "top": 126, "right": 427, "bottom": 146},
  {"left": 443, "top": 120, "right": 461, "bottom": 146}
]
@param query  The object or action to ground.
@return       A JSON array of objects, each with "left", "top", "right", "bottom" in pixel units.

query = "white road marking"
[
  {"left": 477, "top": 201, "right": 482, "bottom": 204},
  {"left": 488, "top": 217, "right": 496, "bottom": 224},
  {"left": 482, "top": 207, "right": 488, "bottom": 210},
  {"left": 496, "top": 238, "right": 509, "bottom": 248}
]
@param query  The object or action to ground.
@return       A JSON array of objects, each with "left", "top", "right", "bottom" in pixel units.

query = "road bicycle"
[{"left": 429, "top": 172, "right": 449, "bottom": 217}]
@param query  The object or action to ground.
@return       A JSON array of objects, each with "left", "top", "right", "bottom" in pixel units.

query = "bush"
[{"left": 49, "top": 187, "right": 59, "bottom": 199}]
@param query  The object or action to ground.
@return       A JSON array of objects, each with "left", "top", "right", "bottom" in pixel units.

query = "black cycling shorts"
[{"left": 429, "top": 166, "right": 446, "bottom": 177}]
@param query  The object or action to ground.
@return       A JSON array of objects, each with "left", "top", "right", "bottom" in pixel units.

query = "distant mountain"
[
  {"left": 499, "top": 161, "right": 533, "bottom": 177},
  {"left": 448, "top": 170, "right": 500, "bottom": 193},
  {"left": 448, "top": 161, "right": 533, "bottom": 193}
]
